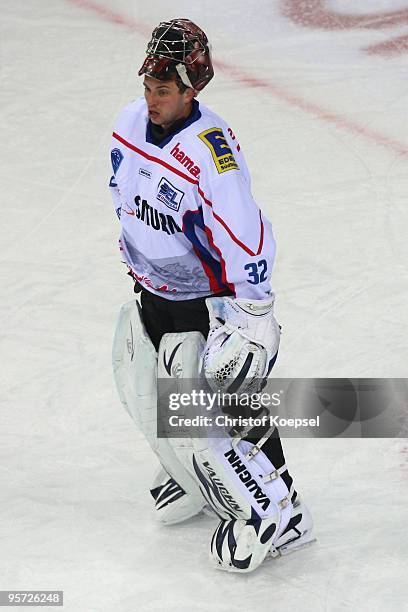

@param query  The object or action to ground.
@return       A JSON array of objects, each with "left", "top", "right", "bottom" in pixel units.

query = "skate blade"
[{"left": 269, "top": 531, "right": 317, "bottom": 559}]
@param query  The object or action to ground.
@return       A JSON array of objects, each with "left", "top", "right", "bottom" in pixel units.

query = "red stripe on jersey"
[
  {"left": 258, "top": 211, "right": 265, "bottom": 253},
  {"left": 203, "top": 225, "right": 236, "bottom": 295},
  {"left": 113, "top": 132, "right": 264, "bottom": 257},
  {"left": 192, "top": 245, "right": 222, "bottom": 293},
  {"left": 211, "top": 209, "right": 264, "bottom": 257},
  {"left": 112, "top": 132, "right": 197, "bottom": 185},
  {"left": 197, "top": 186, "right": 264, "bottom": 256},
  {"left": 197, "top": 186, "right": 212, "bottom": 207},
  {"left": 181, "top": 209, "right": 224, "bottom": 294},
  {"left": 198, "top": 187, "right": 264, "bottom": 257}
]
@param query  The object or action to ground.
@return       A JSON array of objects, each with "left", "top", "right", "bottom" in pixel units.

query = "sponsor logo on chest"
[
  {"left": 123, "top": 195, "right": 182, "bottom": 235},
  {"left": 170, "top": 142, "right": 200, "bottom": 177},
  {"left": 156, "top": 177, "right": 184, "bottom": 212},
  {"left": 139, "top": 167, "right": 152, "bottom": 179}
]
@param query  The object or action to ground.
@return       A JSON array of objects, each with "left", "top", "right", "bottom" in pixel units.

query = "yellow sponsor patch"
[{"left": 198, "top": 128, "right": 239, "bottom": 174}]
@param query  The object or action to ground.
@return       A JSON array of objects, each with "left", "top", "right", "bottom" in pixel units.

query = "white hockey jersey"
[{"left": 109, "top": 97, "right": 276, "bottom": 301}]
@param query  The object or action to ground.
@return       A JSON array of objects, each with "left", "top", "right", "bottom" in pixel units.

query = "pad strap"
[
  {"left": 263, "top": 463, "right": 288, "bottom": 483},
  {"left": 243, "top": 425, "right": 276, "bottom": 460}
]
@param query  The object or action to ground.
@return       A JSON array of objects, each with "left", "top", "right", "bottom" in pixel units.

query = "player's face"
[{"left": 143, "top": 76, "right": 194, "bottom": 129}]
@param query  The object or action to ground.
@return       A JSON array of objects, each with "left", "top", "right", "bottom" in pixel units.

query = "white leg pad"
[
  {"left": 112, "top": 300, "right": 206, "bottom": 523},
  {"left": 192, "top": 436, "right": 293, "bottom": 524},
  {"left": 192, "top": 436, "right": 294, "bottom": 572}
]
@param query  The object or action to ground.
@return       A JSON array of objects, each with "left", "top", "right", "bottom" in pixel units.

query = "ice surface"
[{"left": 1, "top": 1, "right": 407, "bottom": 610}]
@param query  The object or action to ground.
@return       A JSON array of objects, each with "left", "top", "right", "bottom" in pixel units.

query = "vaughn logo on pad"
[{"left": 157, "top": 177, "right": 184, "bottom": 212}]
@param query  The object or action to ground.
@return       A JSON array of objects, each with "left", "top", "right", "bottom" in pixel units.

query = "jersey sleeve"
[
  {"left": 198, "top": 132, "right": 276, "bottom": 299},
  {"left": 109, "top": 101, "right": 139, "bottom": 221},
  {"left": 109, "top": 140, "right": 126, "bottom": 221},
  {"left": 109, "top": 173, "right": 122, "bottom": 220}
]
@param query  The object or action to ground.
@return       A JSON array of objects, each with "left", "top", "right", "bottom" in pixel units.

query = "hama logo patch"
[
  {"left": 198, "top": 128, "right": 239, "bottom": 174},
  {"left": 111, "top": 148, "right": 124, "bottom": 174},
  {"left": 157, "top": 177, "right": 184, "bottom": 212}
]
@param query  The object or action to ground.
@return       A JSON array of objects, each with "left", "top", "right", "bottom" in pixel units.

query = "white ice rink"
[{"left": 1, "top": 1, "right": 408, "bottom": 610}]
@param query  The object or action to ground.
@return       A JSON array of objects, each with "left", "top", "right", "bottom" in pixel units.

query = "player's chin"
[{"left": 149, "top": 111, "right": 161, "bottom": 123}]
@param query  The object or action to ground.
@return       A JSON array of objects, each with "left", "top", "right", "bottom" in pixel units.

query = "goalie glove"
[{"left": 202, "top": 295, "right": 280, "bottom": 394}]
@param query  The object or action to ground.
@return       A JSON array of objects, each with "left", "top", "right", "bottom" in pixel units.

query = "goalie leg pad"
[
  {"left": 112, "top": 300, "right": 157, "bottom": 431},
  {"left": 112, "top": 300, "right": 206, "bottom": 524},
  {"left": 211, "top": 497, "right": 315, "bottom": 572},
  {"left": 211, "top": 516, "right": 279, "bottom": 572},
  {"left": 191, "top": 432, "right": 295, "bottom": 571},
  {"left": 192, "top": 435, "right": 293, "bottom": 522},
  {"left": 149, "top": 465, "right": 206, "bottom": 525}
]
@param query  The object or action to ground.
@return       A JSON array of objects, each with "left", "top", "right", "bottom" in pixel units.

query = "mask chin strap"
[{"left": 175, "top": 63, "right": 194, "bottom": 89}]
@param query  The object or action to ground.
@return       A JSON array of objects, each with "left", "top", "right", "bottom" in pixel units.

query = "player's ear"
[{"left": 184, "top": 87, "right": 196, "bottom": 103}]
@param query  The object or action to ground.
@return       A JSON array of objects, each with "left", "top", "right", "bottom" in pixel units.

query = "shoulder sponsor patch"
[
  {"left": 111, "top": 148, "right": 124, "bottom": 174},
  {"left": 198, "top": 128, "right": 239, "bottom": 174},
  {"left": 157, "top": 177, "right": 184, "bottom": 212}
]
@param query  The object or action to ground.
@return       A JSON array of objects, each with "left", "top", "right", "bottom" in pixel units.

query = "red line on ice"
[
  {"left": 282, "top": 0, "right": 408, "bottom": 30},
  {"left": 67, "top": 0, "right": 408, "bottom": 157},
  {"left": 365, "top": 33, "right": 408, "bottom": 57}
]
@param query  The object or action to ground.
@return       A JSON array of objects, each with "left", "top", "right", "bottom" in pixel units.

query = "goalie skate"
[
  {"left": 211, "top": 497, "right": 315, "bottom": 572},
  {"left": 270, "top": 497, "right": 316, "bottom": 558}
]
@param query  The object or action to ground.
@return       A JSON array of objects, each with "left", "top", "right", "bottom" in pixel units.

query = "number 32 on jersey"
[{"left": 244, "top": 259, "right": 268, "bottom": 284}]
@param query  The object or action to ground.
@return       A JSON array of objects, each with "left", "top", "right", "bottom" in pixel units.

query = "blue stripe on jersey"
[
  {"left": 146, "top": 99, "right": 202, "bottom": 149},
  {"left": 183, "top": 208, "right": 226, "bottom": 292}
]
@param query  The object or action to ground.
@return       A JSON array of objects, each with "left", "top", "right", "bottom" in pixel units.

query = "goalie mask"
[{"left": 138, "top": 18, "right": 214, "bottom": 91}]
